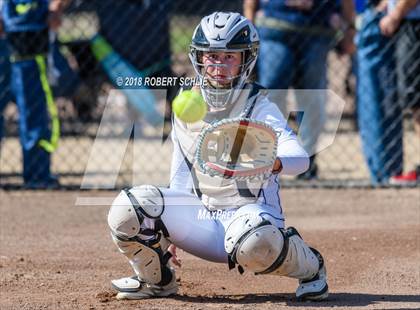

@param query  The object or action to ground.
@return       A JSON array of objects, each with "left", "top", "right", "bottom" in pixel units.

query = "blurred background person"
[
  {"left": 380, "top": 0, "right": 420, "bottom": 185},
  {"left": 357, "top": 0, "right": 419, "bottom": 185},
  {"left": 0, "top": 35, "right": 12, "bottom": 145},
  {"left": 244, "top": 0, "right": 356, "bottom": 180},
  {"left": 0, "top": 0, "right": 69, "bottom": 188},
  {"left": 356, "top": 0, "right": 396, "bottom": 185},
  {"left": 342, "top": 0, "right": 368, "bottom": 130}
]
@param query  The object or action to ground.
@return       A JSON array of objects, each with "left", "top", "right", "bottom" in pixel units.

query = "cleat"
[
  {"left": 111, "top": 269, "right": 178, "bottom": 300},
  {"left": 295, "top": 248, "right": 329, "bottom": 301}
]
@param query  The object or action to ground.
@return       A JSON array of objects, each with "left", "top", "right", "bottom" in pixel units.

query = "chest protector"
[{"left": 173, "top": 84, "right": 269, "bottom": 210}]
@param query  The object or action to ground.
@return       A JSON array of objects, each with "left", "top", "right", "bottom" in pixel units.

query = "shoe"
[
  {"left": 389, "top": 169, "right": 419, "bottom": 185},
  {"left": 295, "top": 248, "right": 329, "bottom": 301},
  {"left": 111, "top": 269, "right": 178, "bottom": 300}
]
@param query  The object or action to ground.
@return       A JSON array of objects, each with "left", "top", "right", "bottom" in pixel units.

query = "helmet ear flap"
[{"left": 242, "top": 47, "right": 258, "bottom": 79}]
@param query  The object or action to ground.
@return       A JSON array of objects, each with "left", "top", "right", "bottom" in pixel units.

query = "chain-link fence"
[{"left": 0, "top": 0, "right": 419, "bottom": 189}]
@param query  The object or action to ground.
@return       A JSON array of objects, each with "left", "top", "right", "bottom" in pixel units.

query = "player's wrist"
[{"left": 272, "top": 158, "right": 283, "bottom": 174}]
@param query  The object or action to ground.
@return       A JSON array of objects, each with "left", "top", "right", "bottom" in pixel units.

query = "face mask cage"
[{"left": 189, "top": 46, "right": 258, "bottom": 111}]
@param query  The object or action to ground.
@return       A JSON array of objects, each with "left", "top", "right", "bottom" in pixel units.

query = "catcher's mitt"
[{"left": 195, "top": 118, "right": 278, "bottom": 180}]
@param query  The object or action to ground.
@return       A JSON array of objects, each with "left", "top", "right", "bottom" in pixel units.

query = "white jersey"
[{"left": 170, "top": 83, "right": 309, "bottom": 211}]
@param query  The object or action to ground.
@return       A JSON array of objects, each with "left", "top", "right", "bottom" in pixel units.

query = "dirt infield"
[{"left": 0, "top": 188, "right": 419, "bottom": 310}]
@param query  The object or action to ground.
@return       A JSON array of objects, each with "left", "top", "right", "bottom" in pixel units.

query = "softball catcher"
[{"left": 107, "top": 12, "right": 328, "bottom": 301}]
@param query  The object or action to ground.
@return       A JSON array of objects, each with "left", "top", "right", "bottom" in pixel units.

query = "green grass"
[{"left": 170, "top": 15, "right": 200, "bottom": 55}]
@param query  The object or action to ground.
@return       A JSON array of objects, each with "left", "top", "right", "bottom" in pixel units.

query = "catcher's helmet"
[{"left": 189, "top": 12, "right": 259, "bottom": 111}]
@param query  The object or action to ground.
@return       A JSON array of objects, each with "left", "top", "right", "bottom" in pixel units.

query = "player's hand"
[
  {"left": 379, "top": 14, "right": 401, "bottom": 36},
  {"left": 168, "top": 244, "right": 182, "bottom": 267},
  {"left": 272, "top": 158, "right": 283, "bottom": 174}
]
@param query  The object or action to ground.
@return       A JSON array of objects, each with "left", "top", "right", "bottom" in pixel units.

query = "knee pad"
[
  {"left": 225, "top": 217, "right": 320, "bottom": 280},
  {"left": 108, "top": 185, "right": 165, "bottom": 239},
  {"left": 261, "top": 227, "right": 320, "bottom": 280},
  {"left": 224, "top": 213, "right": 285, "bottom": 273}
]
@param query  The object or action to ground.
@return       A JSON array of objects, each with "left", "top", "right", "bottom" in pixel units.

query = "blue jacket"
[{"left": 2, "top": 0, "right": 49, "bottom": 32}]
